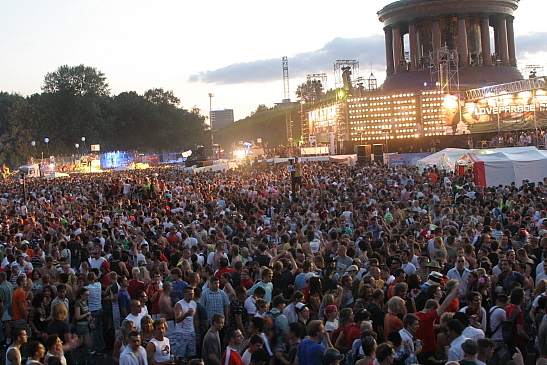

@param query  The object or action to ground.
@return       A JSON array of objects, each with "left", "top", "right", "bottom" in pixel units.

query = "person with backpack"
[
  {"left": 487, "top": 294, "right": 508, "bottom": 343},
  {"left": 504, "top": 288, "right": 530, "bottom": 352},
  {"left": 266, "top": 295, "right": 289, "bottom": 348}
]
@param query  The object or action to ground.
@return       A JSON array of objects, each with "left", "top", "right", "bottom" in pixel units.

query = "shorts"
[{"left": 171, "top": 332, "right": 196, "bottom": 358}]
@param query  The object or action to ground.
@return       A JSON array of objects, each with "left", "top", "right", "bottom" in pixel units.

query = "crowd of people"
[{"left": 0, "top": 160, "right": 545, "bottom": 365}]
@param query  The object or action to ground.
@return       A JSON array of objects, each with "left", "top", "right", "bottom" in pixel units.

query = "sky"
[{"left": 1, "top": 0, "right": 547, "bottom": 121}]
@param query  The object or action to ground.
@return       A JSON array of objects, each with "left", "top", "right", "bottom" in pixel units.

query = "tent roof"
[{"left": 468, "top": 147, "right": 547, "bottom": 163}]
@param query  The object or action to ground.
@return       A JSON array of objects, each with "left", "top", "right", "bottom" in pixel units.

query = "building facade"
[{"left": 211, "top": 109, "right": 234, "bottom": 130}]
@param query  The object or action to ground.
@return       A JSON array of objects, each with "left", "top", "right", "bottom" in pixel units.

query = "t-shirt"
[
  {"left": 11, "top": 288, "right": 27, "bottom": 321},
  {"left": 221, "top": 346, "right": 243, "bottom": 365},
  {"left": 174, "top": 299, "right": 196, "bottom": 334},
  {"left": 384, "top": 313, "right": 403, "bottom": 340},
  {"left": 86, "top": 282, "right": 102, "bottom": 312},
  {"left": 416, "top": 309, "right": 439, "bottom": 353},
  {"left": 125, "top": 312, "right": 145, "bottom": 332},
  {"left": 297, "top": 338, "right": 325, "bottom": 365}
]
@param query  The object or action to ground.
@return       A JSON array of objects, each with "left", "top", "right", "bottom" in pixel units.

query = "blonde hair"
[{"left": 52, "top": 302, "right": 68, "bottom": 321}]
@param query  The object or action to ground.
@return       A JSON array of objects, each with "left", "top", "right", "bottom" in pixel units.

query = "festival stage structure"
[
  {"left": 300, "top": 0, "right": 547, "bottom": 154},
  {"left": 378, "top": 0, "right": 522, "bottom": 90}
]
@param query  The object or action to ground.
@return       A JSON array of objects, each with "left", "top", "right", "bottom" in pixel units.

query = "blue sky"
[{"left": 1, "top": 0, "right": 546, "bottom": 120}]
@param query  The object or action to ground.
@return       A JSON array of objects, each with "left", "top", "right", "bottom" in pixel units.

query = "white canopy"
[
  {"left": 465, "top": 147, "right": 547, "bottom": 187},
  {"left": 416, "top": 148, "right": 469, "bottom": 172}
]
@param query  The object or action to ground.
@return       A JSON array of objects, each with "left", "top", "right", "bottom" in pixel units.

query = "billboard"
[
  {"left": 459, "top": 90, "right": 547, "bottom": 134},
  {"left": 308, "top": 104, "right": 339, "bottom": 143}
]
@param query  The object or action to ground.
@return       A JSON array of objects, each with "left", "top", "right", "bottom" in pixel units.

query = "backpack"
[
  {"left": 501, "top": 305, "right": 521, "bottom": 344},
  {"left": 487, "top": 306, "right": 502, "bottom": 337}
]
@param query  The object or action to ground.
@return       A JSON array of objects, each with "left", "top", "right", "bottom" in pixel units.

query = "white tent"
[
  {"left": 416, "top": 148, "right": 469, "bottom": 172},
  {"left": 464, "top": 147, "right": 547, "bottom": 187}
]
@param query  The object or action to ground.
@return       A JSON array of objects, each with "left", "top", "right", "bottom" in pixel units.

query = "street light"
[
  {"left": 208, "top": 93, "right": 214, "bottom": 158},
  {"left": 532, "top": 90, "right": 539, "bottom": 147},
  {"left": 81, "top": 137, "right": 86, "bottom": 154},
  {"left": 44, "top": 137, "right": 50, "bottom": 158}
]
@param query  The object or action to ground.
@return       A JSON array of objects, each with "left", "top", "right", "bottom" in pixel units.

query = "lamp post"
[
  {"left": 30, "top": 141, "right": 36, "bottom": 162},
  {"left": 208, "top": 93, "right": 215, "bottom": 159},
  {"left": 44, "top": 137, "right": 50, "bottom": 161},
  {"left": 81, "top": 137, "right": 86, "bottom": 154}
]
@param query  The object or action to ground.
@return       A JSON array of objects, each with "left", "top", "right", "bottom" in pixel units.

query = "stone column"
[
  {"left": 480, "top": 16, "right": 492, "bottom": 65},
  {"left": 384, "top": 27, "right": 395, "bottom": 76},
  {"left": 497, "top": 16, "right": 510, "bottom": 65},
  {"left": 392, "top": 26, "right": 403, "bottom": 73},
  {"left": 409, "top": 23, "right": 419, "bottom": 70},
  {"left": 432, "top": 19, "right": 442, "bottom": 55},
  {"left": 506, "top": 16, "right": 516, "bottom": 66},
  {"left": 458, "top": 17, "right": 469, "bottom": 66}
]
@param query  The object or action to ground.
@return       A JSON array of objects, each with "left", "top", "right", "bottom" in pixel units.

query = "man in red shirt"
[
  {"left": 222, "top": 328, "right": 244, "bottom": 365},
  {"left": 505, "top": 287, "right": 530, "bottom": 351},
  {"left": 128, "top": 267, "right": 145, "bottom": 299},
  {"left": 416, "top": 286, "right": 459, "bottom": 364}
]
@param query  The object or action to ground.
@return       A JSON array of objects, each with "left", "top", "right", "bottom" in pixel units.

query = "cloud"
[
  {"left": 189, "top": 32, "right": 547, "bottom": 85},
  {"left": 189, "top": 35, "right": 385, "bottom": 84},
  {"left": 515, "top": 32, "right": 547, "bottom": 55}
]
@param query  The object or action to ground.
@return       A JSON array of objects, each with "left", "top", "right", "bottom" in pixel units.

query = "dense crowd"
[{"left": 0, "top": 161, "right": 546, "bottom": 365}]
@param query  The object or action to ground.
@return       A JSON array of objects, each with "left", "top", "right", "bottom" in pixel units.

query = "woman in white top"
[{"left": 146, "top": 319, "right": 171, "bottom": 365}]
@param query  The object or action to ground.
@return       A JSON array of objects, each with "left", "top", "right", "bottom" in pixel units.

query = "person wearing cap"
[{"left": 295, "top": 302, "right": 310, "bottom": 326}]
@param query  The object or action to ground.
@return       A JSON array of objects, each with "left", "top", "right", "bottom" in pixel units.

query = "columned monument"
[{"left": 378, "top": 0, "right": 522, "bottom": 90}]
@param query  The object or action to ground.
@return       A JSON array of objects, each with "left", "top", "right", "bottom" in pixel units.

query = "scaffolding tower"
[{"left": 429, "top": 46, "right": 460, "bottom": 94}]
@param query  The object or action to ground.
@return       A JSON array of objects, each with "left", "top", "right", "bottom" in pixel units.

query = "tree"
[
  {"left": 143, "top": 88, "right": 180, "bottom": 106},
  {"left": 0, "top": 93, "right": 33, "bottom": 167},
  {"left": 42, "top": 65, "right": 110, "bottom": 97},
  {"left": 296, "top": 80, "right": 324, "bottom": 103}
]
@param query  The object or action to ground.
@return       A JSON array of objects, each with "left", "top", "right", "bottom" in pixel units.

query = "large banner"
[
  {"left": 308, "top": 104, "right": 339, "bottom": 143},
  {"left": 459, "top": 91, "right": 547, "bottom": 134}
]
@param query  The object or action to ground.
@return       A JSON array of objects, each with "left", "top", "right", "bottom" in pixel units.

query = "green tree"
[
  {"left": 296, "top": 80, "right": 324, "bottom": 103},
  {"left": 0, "top": 93, "right": 33, "bottom": 167},
  {"left": 43, "top": 64, "right": 110, "bottom": 97},
  {"left": 144, "top": 88, "right": 180, "bottom": 106}
]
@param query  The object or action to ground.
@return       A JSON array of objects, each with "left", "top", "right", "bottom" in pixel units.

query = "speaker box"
[
  {"left": 355, "top": 145, "right": 372, "bottom": 164},
  {"left": 372, "top": 144, "right": 384, "bottom": 163}
]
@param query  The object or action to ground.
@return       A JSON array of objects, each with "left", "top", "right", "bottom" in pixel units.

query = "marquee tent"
[
  {"left": 416, "top": 148, "right": 469, "bottom": 172},
  {"left": 462, "top": 147, "right": 547, "bottom": 187}
]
